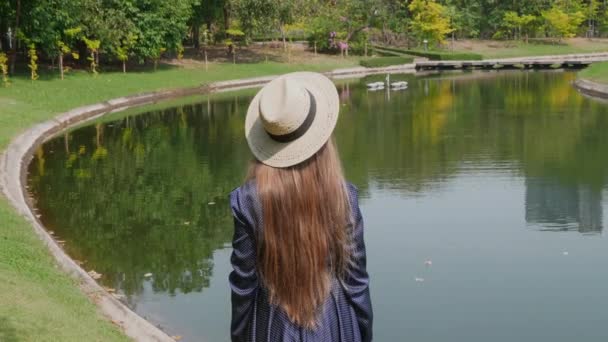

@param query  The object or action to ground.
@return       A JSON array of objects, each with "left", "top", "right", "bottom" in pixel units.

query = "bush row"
[
  {"left": 360, "top": 56, "right": 414, "bottom": 68},
  {"left": 406, "top": 50, "right": 483, "bottom": 60},
  {"left": 372, "top": 45, "right": 483, "bottom": 61}
]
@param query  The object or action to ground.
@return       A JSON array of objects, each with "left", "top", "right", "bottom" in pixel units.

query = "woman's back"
[
  {"left": 229, "top": 72, "right": 373, "bottom": 342},
  {"left": 230, "top": 182, "right": 372, "bottom": 342}
]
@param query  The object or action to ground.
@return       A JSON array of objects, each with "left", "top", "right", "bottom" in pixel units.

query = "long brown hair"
[{"left": 247, "top": 139, "right": 351, "bottom": 328}]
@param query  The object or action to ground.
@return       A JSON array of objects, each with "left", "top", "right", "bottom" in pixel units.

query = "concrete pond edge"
[
  {"left": 0, "top": 64, "right": 415, "bottom": 341},
  {"left": 573, "top": 78, "right": 608, "bottom": 101}
]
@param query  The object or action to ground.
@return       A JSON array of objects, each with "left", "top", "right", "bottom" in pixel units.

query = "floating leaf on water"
[
  {"left": 144, "top": 273, "right": 153, "bottom": 278},
  {"left": 415, "top": 277, "right": 424, "bottom": 282}
]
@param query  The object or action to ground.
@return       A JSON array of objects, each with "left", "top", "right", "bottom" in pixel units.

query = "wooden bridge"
[{"left": 415, "top": 52, "right": 608, "bottom": 71}]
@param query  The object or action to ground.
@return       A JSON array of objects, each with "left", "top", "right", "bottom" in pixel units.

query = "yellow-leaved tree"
[
  {"left": 408, "top": 0, "right": 453, "bottom": 47},
  {"left": 542, "top": 4, "right": 585, "bottom": 41}
]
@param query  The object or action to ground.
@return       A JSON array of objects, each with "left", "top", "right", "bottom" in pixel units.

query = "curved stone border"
[
  {"left": 0, "top": 65, "right": 418, "bottom": 341},
  {"left": 573, "top": 78, "right": 608, "bottom": 101}
]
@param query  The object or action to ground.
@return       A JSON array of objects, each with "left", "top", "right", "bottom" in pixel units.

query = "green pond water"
[{"left": 28, "top": 71, "right": 608, "bottom": 341}]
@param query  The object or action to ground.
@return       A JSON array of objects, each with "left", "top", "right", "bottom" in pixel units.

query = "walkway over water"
[{"left": 415, "top": 52, "right": 608, "bottom": 70}]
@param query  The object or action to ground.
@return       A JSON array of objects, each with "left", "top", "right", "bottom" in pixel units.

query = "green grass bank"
[
  {"left": 0, "top": 60, "right": 355, "bottom": 341},
  {"left": 578, "top": 61, "right": 608, "bottom": 84}
]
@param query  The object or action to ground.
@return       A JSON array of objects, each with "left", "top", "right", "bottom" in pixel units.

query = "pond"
[{"left": 28, "top": 71, "right": 608, "bottom": 342}]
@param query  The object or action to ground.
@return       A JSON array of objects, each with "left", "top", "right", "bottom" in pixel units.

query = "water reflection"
[
  {"left": 28, "top": 95, "right": 252, "bottom": 301},
  {"left": 27, "top": 70, "right": 608, "bottom": 340},
  {"left": 525, "top": 178, "right": 603, "bottom": 233}
]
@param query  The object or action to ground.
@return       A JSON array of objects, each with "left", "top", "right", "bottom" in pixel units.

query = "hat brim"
[{"left": 245, "top": 72, "right": 339, "bottom": 168}]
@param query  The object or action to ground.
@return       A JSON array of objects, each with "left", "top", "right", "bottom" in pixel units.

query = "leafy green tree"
[
  {"left": 83, "top": 37, "right": 100, "bottom": 74},
  {"left": 0, "top": 52, "right": 9, "bottom": 86},
  {"left": 493, "top": 11, "right": 537, "bottom": 42},
  {"left": 583, "top": 0, "right": 601, "bottom": 37},
  {"left": 543, "top": 3, "right": 585, "bottom": 40},
  {"left": 57, "top": 27, "right": 81, "bottom": 79},
  {"left": 409, "top": 0, "right": 453, "bottom": 47},
  {"left": 115, "top": 32, "right": 138, "bottom": 73}
]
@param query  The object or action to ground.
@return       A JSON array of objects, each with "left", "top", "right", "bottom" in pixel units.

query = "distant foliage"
[
  {"left": 83, "top": 38, "right": 101, "bottom": 75},
  {"left": 543, "top": 5, "right": 586, "bottom": 40},
  {"left": 0, "top": 53, "right": 9, "bottom": 86},
  {"left": 408, "top": 0, "right": 453, "bottom": 47},
  {"left": 360, "top": 56, "right": 414, "bottom": 68},
  {"left": 28, "top": 44, "right": 39, "bottom": 81},
  {"left": 3, "top": 0, "right": 608, "bottom": 75},
  {"left": 405, "top": 50, "right": 483, "bottom": 61}
]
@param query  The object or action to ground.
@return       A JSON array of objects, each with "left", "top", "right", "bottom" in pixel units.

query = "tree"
[
  {"left": 493, "top": 11, "right": 537, "bottom": 42},
  {"left": 115, "top": 32, "right": 138, "bottom": 73},
  {"left": 543, "top": 4, "right": 585, "bottom": 40},
  {"left": 57, "top": 27, "right": 81, "bottom": 79},
  {"left": 584, "top": 0, "right": 601, "bottom": 37},
  {"left": 231, "top": 0, "right": 278, "bottom": 41},
  {"left": 409, "top": 0, "right": 453, "bottom": 46}
]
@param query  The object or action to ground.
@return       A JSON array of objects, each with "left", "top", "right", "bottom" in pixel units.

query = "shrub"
[
  {"left": 0, "top": 52, "right": 9, "bottom": 86},
  {"left": 360, "top": 56, "right": 414, "bottom": 68},
  {"left": 372, "top": 45, "right": 483, "bottom": 60},
  {"left": 404, "top": 50, "right": 483, "bottom": 60}
]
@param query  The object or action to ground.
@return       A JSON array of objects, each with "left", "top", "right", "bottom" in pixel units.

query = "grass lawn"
[
  {"left": 0, "top": 59, "right": 356, "bottom": 341},
  {"left": 447, "top": 38, "right": 608, "bottom": 59},
  {"left": 578, "top": 61, "right": 608, "bottom": 83}
]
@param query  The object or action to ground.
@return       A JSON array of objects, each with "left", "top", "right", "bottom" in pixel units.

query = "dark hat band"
[{"left": 266, "top": 90, "right": 317, "bottom": 143}]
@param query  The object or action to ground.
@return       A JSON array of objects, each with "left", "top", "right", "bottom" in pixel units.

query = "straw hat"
[{"left": 245, "top": 72, "right": 340, "bottom": 168}]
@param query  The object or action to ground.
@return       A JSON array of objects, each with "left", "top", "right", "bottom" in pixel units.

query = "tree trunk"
[
  {"left": 193, "top": 24, "right": 200, "bottom": 49},
  {"left": 204, "top": 49, "right": 208, "bottom": 71},
  {"left": 59, "top": 54, "right": 64, "bottom": 80},
  {"left": 451, "top": 32, "right": 455, "bottom": 51},
  {"left": 223, "top": 6, "right": 230, "bottom": 31},
  {"left": 9, "top": 0, "right": 21, "bottom": 75},
  {"left": 122, "top": 60, "right": 126, "bottom": 73},
  {"left": 280, "top": 26, "right": 287, "bottom": 51}
]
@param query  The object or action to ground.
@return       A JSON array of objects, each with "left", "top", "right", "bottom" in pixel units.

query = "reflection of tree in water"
[
  {"left": 337, "top": 71, "right": 608, "bottom": 231},
  {"left": 27, "top": 71, "right": 608, "bottom": 300},
  {"left": 525, "top": 178, "right": 603, "bottom": 233},
  {"left": 28, "top": 94, "right": 251, "bottom": 299}
]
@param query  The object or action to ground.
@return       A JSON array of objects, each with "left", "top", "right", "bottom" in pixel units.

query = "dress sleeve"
[
  {"left": 344, "top": 185, "right": 373, "bottom": 342},
  {"left": 229, "top": 188, "right": 259, "bottom": 342}
]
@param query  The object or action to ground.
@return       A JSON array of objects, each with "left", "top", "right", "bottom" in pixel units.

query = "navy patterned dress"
[{"left": 229, "top": 182, "right": 373, "bottom": 342}]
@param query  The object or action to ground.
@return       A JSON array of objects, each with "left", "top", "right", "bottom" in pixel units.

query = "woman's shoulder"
[
  {"left": 230, "top": 180, "right": 359, "bottom": 215},
  {"left": 229, "top": 181, "right": 259, "bottom": 227},
  {"left": 345, "top": 181, "right": 360, "bottom": 204}
]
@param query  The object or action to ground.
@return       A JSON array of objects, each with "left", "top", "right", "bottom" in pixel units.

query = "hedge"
[
  {"left": 405, "top": 50, "right": 483, "bottom": 61},
  {"left": 372, "top": 45, "right": 483, "bottom": 61},
  {"left": 360, "top": 56, "right": 414, "bottom": 68}
]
